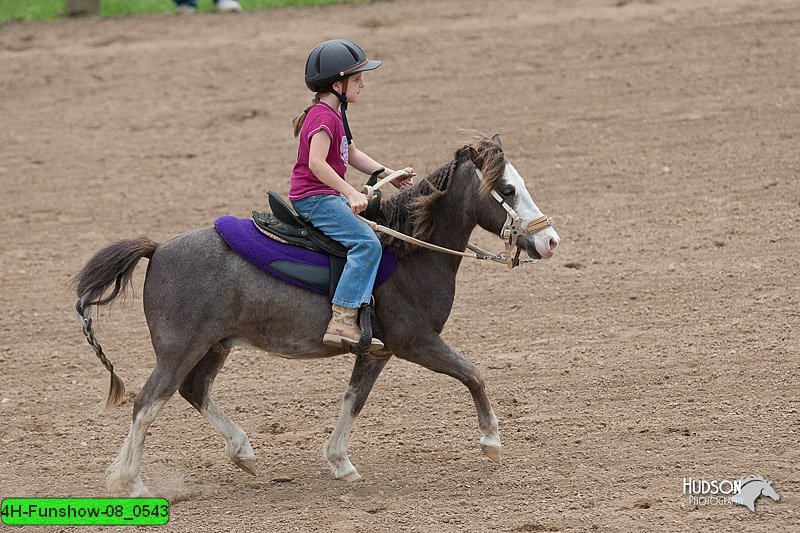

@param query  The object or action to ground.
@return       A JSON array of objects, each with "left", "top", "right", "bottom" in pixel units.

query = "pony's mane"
[
  {"left": 470, "top": 133, "right": 507, "bottom": 197},
  {"left": 379, "top": 133, "right": 506, "bottom": 256},
  {"left": 378, "top": 160, "right": 455, "bottom": 255}
]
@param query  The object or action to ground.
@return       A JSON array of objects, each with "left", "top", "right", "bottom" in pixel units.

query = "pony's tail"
[{"left": 71, "top": 237, "right": 159, "bottom": 407}]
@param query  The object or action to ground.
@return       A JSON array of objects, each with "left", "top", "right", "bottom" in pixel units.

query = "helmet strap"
[{"left": 330, "top": 78, "right": 353, "bottom": 145}]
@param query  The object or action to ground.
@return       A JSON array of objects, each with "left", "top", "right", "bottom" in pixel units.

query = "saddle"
[
  {"left": 250, "top": 170, "right": 387, "bottom": 298},
  {"left": 252, "top": 192, "right": 348, "bottom": 298},
  {"left": 248, "top": 189, "right": 389, "bottom": 348},
  {"left": 253, "top": 192, "right": 349, "bottom": 257}
]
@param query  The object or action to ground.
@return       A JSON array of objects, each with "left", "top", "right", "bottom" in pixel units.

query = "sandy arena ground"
[{"left": 1, "top": 0, "right": 798, "bottom": 531}]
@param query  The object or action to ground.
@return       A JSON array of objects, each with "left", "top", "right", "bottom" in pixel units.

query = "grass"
[{"left": 0, "top": 0, "right": 362, "bottom": 23}]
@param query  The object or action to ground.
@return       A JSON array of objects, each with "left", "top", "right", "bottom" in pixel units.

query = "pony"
[{"left": 72, "top": 133, "right": 560, "bottom": 497}]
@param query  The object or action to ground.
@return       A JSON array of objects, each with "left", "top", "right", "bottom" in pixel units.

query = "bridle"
[
  {"left": 480, "top": 169, "right": 554, "bottom": 268},
  {"left": 357, "top": 167, "right": 554, "bottom": 269}
]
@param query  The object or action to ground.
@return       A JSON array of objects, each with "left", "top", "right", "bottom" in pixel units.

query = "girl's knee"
[
  {"left": 354, "top": 235, "right": 382, "bottom": 262},
  {"left": 366, "top": 235, "right": 382, "bottom": 257}
]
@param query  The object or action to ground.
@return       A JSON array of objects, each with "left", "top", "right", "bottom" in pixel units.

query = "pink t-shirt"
[{"left": 289, "top": 101, "right": 349, "bottom": 201}]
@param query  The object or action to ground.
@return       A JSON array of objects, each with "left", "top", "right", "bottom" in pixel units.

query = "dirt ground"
[{"left": 1, "top": 0, "right": 798, "bottom": 531}]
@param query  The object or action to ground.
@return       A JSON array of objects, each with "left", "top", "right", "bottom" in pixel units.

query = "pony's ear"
[
  {"left": 468, "top": 146, "right": 484, "bottom": 169},
  {"left": 491, "top": 133, "right": 502, "bottom": 146}
]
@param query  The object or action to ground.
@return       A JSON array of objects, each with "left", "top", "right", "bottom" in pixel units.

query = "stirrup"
[
  {"left": 323, "top": 332, "right": 384, "bottom": 351},
  {"left": 351, "top": 303, "right": 384, "bottom": 354}
]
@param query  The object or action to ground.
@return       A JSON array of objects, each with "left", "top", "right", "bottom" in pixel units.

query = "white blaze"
[
  {"left": 504, "top": 163, "right": 543, "bottom": 220},
  {"left": 503, "top": 163, "right": 560, "bottom": 258}
]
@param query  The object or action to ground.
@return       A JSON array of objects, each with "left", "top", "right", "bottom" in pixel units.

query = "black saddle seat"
[
  {"left": 253, "top": 189, "right": 385, "bottom": 254},
  {"left": 252, "top": 192, "right": 348, "bottom": 257}
]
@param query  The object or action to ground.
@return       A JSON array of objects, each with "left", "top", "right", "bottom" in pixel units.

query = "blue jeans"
[{"left": 292, "top": 194, "right": 382, "bottom": 308}]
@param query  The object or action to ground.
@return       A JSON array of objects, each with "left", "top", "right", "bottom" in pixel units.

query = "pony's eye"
[{"left": 501, "top": 185, "right": 515, "bottom": 197}]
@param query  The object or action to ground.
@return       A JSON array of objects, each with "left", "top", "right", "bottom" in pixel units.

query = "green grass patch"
[{"left": 0, "top": 0, "right": 362, "bottom": 23}]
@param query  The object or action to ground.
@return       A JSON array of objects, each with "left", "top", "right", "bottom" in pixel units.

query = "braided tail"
[
  {"left": 75, "top": 298, "right": 127, "bottom": 407},
  {"left": 71, "top": 237, "right": 159, "bottom": 407}
]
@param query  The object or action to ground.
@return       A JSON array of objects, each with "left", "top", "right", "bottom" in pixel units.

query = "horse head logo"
[{"left": 730, "top": 476, "right": 780, "bottom": 513}]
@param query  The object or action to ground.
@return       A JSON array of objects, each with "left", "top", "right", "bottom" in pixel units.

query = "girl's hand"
[
  {"left": 391, "top": 168, "right": 417, "bottom": 189},
  {"left": 345, "top": 190, "right": 370, "bottom": 214}
]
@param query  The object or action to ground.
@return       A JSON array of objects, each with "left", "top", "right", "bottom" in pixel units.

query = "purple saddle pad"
[{"left": 214, "top": 216, "right": 397, "bottom": 296}]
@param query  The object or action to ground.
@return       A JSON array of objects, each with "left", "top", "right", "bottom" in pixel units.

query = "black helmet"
[{"left": 304, "top": 39, "right": 382, "bottom": 93}]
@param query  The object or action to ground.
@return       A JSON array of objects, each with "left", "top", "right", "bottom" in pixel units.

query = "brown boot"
[{"left": 323, "top": 304, "right": 385, "bottom": 351}]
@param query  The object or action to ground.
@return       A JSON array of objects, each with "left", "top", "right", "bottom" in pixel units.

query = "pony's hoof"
[
  {"left": 339, "top": 471, "right": 362, "bottom": 482},
  {"left": 130, "top": 486, "right": 153, "bottom": 498},
  {"left": 332, "top": 465, "right": 362, "bottom": 482},
  {"left": 235, "top": 458, "right": 257, "bottom": 476},
  {"left": 481, "top": 444, "right": 503, "bottom": 464}
]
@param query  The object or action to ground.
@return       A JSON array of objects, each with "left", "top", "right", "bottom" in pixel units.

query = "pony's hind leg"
[
  {"left": 393, "top": 336, "right": 502, "bottom": 464},
  {"left": 325, "top": 353, "right": 391, "bottom": 481},
  {"left": 106, "top": 396, "right": 168, "bottom": 497},
  {"left": 106, "top": 343, "right": 210, "bottom": 497},
  {"left": 178, "top": 343, "right": 257, "bottom": 475}
]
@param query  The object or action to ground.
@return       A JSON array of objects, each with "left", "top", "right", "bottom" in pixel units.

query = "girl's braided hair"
[{"left": 292, "top": 93, "right": 322, "bottom": 137}]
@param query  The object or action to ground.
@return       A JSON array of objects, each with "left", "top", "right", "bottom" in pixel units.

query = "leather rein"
[{"left": 358, "top": 168, "right": 553, "bottom": 269}]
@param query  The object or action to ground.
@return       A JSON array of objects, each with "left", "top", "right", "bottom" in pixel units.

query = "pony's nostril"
[{"left": 548, "top": 238, "right": 559, "bottom": 252}]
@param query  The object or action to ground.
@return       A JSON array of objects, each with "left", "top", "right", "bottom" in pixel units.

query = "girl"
[{"left": 289, "top": 39, "right": 414, "bottom": 350}]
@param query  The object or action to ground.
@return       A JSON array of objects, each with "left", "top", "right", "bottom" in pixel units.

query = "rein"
[
  {"left": 356, "top": 214, "right": 510, "bottom": 264},
  {"left": 360, "top": 168, "right": 553, "bottom": 269}
]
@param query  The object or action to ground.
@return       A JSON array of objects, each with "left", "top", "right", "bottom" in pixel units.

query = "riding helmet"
[{"left": 304, "top": 39, "right": 382, "bottom": 92}]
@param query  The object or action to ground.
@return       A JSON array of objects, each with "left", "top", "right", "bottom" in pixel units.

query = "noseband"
[{"left": 478, "top": 169, "right": 554, "bottom": 268}]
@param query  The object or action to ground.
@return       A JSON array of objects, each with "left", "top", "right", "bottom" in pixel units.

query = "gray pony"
[{"left": 73, "top": 134, "right": 560, "bottom": 497}]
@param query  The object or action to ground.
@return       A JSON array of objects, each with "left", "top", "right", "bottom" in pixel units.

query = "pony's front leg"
[
  {"left": 325, "top": 353, "right": 391, "bottom": 480},
  {"left": 393, "top": 336, "right": 502, "bottom": 463}
]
